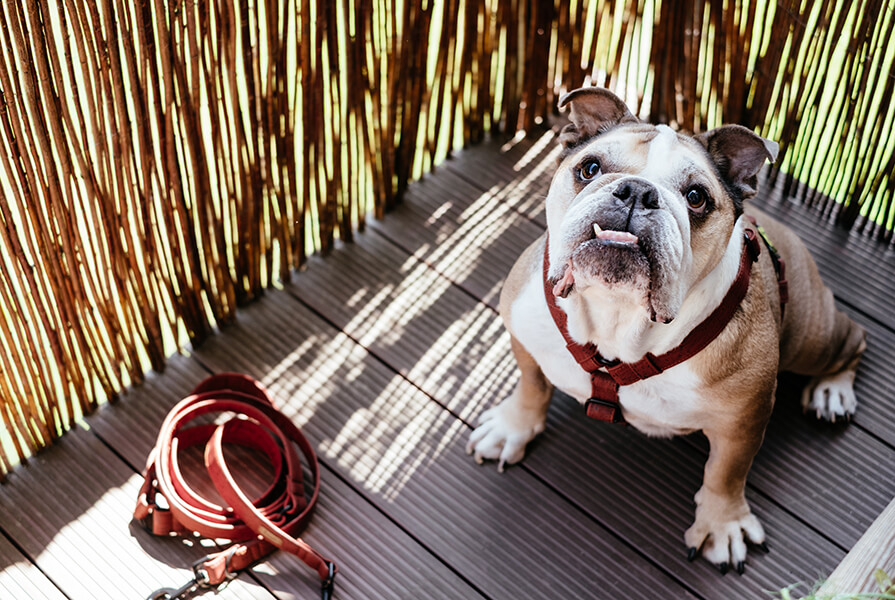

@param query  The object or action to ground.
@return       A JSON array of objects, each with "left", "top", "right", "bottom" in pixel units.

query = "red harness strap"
[
  {"left": 543, "top": 227, "right": 764, "bottom": 424},
  {"left": 747, "top": 215, "right": 789, "bottom": 318},
  {"left": 134, "top": 373, "right": 336, "bottom": 599}
]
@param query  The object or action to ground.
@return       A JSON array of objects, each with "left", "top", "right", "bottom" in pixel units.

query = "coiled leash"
[{"left": 134, "top": 373, "right": 337, "bottom": 599}]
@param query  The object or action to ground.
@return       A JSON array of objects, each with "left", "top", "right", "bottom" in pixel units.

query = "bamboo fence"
[{"left": 0, "top": 0, "right": 892, "bottom": 478}]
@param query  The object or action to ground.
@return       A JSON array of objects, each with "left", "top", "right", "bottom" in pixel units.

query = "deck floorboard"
[
  {"left": 1, "top": 128, "right": 892, "bottom": 600},
  {"left": 0, "top": 535, "right": 66, "bottom": 600}
]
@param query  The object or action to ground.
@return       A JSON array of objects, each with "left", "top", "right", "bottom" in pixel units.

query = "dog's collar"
[{"left": 543, "top": 226, "right": 764, "bottom": 424}]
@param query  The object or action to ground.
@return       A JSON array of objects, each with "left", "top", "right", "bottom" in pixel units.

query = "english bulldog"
[{"left": 466, "top": 86, "right": 866, "bottom": 573}]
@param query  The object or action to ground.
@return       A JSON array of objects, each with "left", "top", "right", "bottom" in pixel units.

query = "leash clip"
[
  {"left": 145, "top": 554, "right": 237, "bottom": 600},
  {"left": 321, "top": 561, "right": 337, "bottom": 600},
  {"left": 145, "top": 575, "right": 205, "bottom": 600}
]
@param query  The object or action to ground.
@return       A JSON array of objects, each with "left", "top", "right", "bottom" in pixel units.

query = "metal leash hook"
[
  {"left": 145, "top": 555, "right": 234, "bottom": 600},
  {"left": 145, "top": 571, "right": 207, "bottom": 600},
  {"left": 321, "top": 561, "right": 337, "bottom": 600}
]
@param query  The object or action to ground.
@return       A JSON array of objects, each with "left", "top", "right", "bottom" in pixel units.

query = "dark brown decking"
[{"left": 1, "top": 128, "right": 894, "bottom": 599}]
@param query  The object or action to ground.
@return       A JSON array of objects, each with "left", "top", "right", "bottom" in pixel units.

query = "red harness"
[{"left": 543, "top": 224, "right": 784, "bottom": 424}]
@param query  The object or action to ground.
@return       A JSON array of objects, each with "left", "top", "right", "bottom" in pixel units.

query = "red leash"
[{"left": 134, "top": 373, "right": 337, "bottom": 599}]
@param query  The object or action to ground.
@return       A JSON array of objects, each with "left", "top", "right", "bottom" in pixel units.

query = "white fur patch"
[
  {"left": 684, "top": 486, "right": 765, "bottom": 567},
  {"left": 513, "top": 294, "right": 708, "bottom": 438},
  {"left": 511, "top": 275, "right": 592, "bottom": 401},
  {"left": 465, "top": 400, "right": 546, "bottom": 472},
  {"left": 801, "top": 370, "right": 858, "bottom": 422},
  {"left": 619, "top": 364, "right": 706, "bottom": 437}
]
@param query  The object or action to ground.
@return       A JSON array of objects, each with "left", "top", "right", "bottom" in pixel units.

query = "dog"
[{"left": 466, "top": 86, "right": 866, "bottom": 574}]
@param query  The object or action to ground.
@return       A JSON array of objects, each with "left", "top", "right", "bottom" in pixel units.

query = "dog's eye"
[
  {"left": 685, "top": 186, "right": 708, "bottom": 213},
  {"left": 578, "top": 159, "right": 601, "bottom": 181}
]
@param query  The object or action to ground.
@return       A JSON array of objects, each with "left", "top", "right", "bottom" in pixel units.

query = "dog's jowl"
[{"left": 466, "top": 86, "right": 866, "bottom": 574}]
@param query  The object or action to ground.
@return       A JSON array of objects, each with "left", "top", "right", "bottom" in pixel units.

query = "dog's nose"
[{"left": 613, "top": 180, "right": 660, "bottom": 209}]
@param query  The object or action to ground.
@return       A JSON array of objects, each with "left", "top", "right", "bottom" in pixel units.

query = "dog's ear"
[
  {"left": 696, "top": 125, "right": 778, "bottom": 200},
  {"left": 557, "top": 87, "right": 638, "bottom": 149}
]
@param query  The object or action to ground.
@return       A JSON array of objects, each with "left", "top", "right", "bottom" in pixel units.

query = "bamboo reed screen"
[{"left": 0, "top": 0, "right": 892, "bottom": 477}]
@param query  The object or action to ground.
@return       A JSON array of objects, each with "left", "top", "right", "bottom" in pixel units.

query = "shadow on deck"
[{"left": 1, "top": 128, "right": 894, "bottom": 600}]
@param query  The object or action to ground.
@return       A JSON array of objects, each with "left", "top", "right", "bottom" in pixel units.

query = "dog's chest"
[{"left": 510, "top": 275, "right": 705, "bottom": 437}]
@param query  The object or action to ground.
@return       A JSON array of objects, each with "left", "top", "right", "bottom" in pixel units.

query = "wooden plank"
[
  {"left": 745, "top": 390, "right": 895, "bottom": 549},
  {"left": 817, "top": 496, "right": 895, "bottom": 596},
  {"left": 86, "top": 354, "right": 484, "bottom": 600},
  {"left": 289, "top": 227, "right": 853, "bottom": 598},
  {"left": 838, "top": 305, "right": 895, "bottom": 445},
  {"left": 0, "top": 535, "right": 66, "bottom": 600},
  {"left": 525, "top": 398, "right": 845, "bottom": 597},
  {"left": 369, "top": 169, "right": 543, "bottom": 309},
  {"left": 0, "top": 426, "right": 276, "bottom": 600},
  {"left": 441, "top": 132, "right": 558, "bottom": 227},
  {"left": 192, "top": 291, "right": 701, "bottom": 599}
]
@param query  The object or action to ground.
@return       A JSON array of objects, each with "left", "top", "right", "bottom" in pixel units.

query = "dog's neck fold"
[{"left": 554, "top": 218, "right": 747, "bottom": 363}]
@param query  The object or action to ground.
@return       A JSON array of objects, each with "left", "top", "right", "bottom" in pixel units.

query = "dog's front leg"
[
  {"left": 685, "top": 411, "right": 770, "bottom": 574},
  {"left": 466, "top": 335, "right": 553, "bottom": 472}
]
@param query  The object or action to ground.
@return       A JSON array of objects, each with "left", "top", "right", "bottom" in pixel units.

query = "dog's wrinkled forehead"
[
  {"left": 558, "top": 122, "right": 730, "bottom": 210},
  {"left": 565, "top": 122, "right": 713, "bottom": 176}
]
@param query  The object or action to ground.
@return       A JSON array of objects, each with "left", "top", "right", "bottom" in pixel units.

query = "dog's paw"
[
  {"left": 684, "top": 487, "right": 766, "bottom": 574},
  {"left": 801, "top": 370, "right": 857, "bottom": 423},
  {"left": 465, "top": 402, "right": 546, "bottom": 472}
]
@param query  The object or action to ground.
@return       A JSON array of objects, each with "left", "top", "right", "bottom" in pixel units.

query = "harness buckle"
[
  {"left": 593, "top": 354, "right": 620, "bottom": 367},
  {"left": 585, "top": 398, "right": 625, "bottom": 423},
  {"left": 743, "top": 229, "right": 761, "bottom": 262}
]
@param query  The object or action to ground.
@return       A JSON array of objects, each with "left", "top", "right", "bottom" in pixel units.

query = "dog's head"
[{"left": 546, "top": 86, "right": 778, "bottom": 324}]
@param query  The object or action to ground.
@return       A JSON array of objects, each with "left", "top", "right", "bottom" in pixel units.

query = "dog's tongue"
[
  {"left": 552, "top": 265, "right": 575, "bottom": 298},
  {"left": 594, "top": 222, "right": 638, "bottom": 244}
]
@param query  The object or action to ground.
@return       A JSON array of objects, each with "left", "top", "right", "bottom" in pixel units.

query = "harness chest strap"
[
  {"left": 134, "top": 373, "right": 337, "bottom": 599},
  {"left": 543, "top": 227, "right": 765, "bottom": 424}
]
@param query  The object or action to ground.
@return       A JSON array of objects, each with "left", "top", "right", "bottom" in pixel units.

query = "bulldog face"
[{"left": 546, "top": 87, "right": 778, "bottom": 324}]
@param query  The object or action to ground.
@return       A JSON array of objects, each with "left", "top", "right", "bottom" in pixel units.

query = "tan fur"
[{"left": 748, "top": 205, "right": 867, "bottom": 375}]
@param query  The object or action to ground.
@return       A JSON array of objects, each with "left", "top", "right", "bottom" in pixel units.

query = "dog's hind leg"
[
  {"left": 801, "top": 349, "right": 864, "bottom": 422},
  {"left": 759, "top": 213, "right": 867, "bottom": 422},
  {"left": 466, "top": 334, "right": 554, "bottom": 472},
  {"left": 794, "top": 302, "right": 866, "bottom": 423}
]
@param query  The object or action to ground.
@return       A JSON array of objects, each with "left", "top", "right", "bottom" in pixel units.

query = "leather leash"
[
  {"left": 543, "top": 223, "right": 778, "bottom": 424},
  {"left": 134, "top": 373, "right": 337, "bottom": 599}
]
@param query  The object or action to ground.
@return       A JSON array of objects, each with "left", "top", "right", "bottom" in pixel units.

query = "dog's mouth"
[
  {"left": 591, "top": 221, "right": 639, "bottom": 249},
  {"left": 551, "top": 222, "right": 645, "bottom": 299}
]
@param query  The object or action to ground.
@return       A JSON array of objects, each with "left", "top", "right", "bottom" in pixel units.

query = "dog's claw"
[
  {"left": 736, "top": 561, "right": 745, "bottom": 575},
  {"left": 686, "top": 547, "right": 697, "bottom": 562},
  {"left": 759, "top": 542, "right": 770, "bottom": 553},
  {"left": 719, "top": 562, "right": 729, "bottom": 575}
]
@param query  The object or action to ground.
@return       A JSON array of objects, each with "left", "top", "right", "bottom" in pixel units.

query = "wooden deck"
[{"left": 1, "top": 128, "right": 894, "bottom": 599}]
